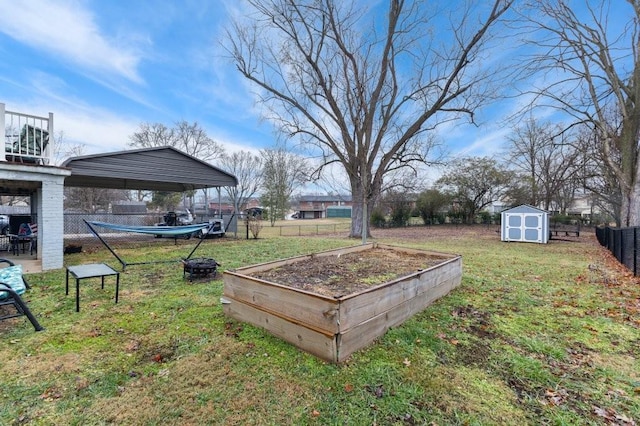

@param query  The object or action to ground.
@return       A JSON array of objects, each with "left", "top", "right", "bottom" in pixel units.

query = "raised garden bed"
[{"left": 222, "top": 243, "right": 462, "bottom": 363}]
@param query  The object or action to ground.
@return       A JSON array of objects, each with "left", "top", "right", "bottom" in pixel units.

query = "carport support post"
[
  {"left": 0, "top": 104, "right": 5, "bottom": 160},
  {"left": 40, "top": 177, "right": 70, "bottom": 270}
]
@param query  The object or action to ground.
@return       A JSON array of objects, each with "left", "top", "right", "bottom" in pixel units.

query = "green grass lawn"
[{"left": 1, "top": 228, "right": 638, "bottom": 425}]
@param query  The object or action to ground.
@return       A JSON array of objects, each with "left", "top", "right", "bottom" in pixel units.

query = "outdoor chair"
[
  {"left": 5, "top": 124, "right": 49, "bottom": 164},
  {"left": 9, "top": 223, "right": 37, "bottom": 255},
  {"left": 0, "top": 259, "right": 43, "bottom": 331}
]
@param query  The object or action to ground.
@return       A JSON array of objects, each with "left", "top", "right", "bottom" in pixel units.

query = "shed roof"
[
  {"left": 61, "top": 146, "right": 237, "bottom": 191},
  {"left": 501, "top": 204, "right": 548, "bottom": 214}
]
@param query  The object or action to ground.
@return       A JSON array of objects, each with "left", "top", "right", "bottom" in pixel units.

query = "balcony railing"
[{"left": 1, "top": 102, "right": 53, "bottom": 165}]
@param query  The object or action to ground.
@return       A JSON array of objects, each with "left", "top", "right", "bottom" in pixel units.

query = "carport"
[
  {"left": 1, "top": 146, "right": 236, "bottom": 272},
  {"left": 62, "top": 146, "right": 237, "bottom": 192}
]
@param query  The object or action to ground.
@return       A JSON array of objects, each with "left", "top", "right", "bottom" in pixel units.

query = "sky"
[
  {"left": 0, "top": 1, "right": 623, "bottom": 191},
  {"left": 0, "top": 1, "right": 279, "bottom": 157}
]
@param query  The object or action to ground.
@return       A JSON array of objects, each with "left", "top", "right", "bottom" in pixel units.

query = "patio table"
[{"left": 66, "top": 263, "right": 120, "bottom": 312}]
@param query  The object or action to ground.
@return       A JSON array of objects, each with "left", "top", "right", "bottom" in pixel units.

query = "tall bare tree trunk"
[{"left": 349, "top": 182, "right": 374, "bottom": 239}]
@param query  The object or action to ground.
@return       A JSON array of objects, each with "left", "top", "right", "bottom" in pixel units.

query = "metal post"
[
  {"left": 0, "top": 103, "right": 5, "bottom": 162},
  {"left": 47, "top": 112, "right": 53, "bottom": 164}
]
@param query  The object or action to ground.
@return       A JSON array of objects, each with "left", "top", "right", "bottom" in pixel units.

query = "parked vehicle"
[
  {"left": 160, "top": 210, "right": 193, "bottom": 226},
  {"left": 155, "top": 210, "right": 195, "bottom": 239},
  {"left": 155, "top": 210, "right": 225, "bottom": 239},
  {"left": 199, "top": 218, "right": 225, "bottom": 238}
]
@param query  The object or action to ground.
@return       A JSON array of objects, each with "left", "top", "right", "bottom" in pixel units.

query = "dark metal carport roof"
[{"left": 61, "top": 146, "right": 237, "bottom": 191}]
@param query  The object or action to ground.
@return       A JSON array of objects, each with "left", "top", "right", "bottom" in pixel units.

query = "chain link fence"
[{"left": 63, "top": 213, "right": 239, "bottom": 251}]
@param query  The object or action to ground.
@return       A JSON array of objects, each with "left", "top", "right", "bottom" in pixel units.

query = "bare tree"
[
  {"left": 225, "top": 0, "right": 514, "bottom": 238},
  {"left": 129, "top": 120, "right": 226, "bottom": 209},
  {"left": 505, "top": 118, "right": 584, "bottom": 211},
  {"left": 524, "top": 0, "right": 640, "bottom": 226},
  {"left": 64, "top": 187, "right": 127, "bottom": 213},
  {"left": 129, "top": 120, "right": 225, "bottom": 162},
  {"left": 129, "top": 122, "right": 174, "bottom": 148},
  {"left": 261, "top": 148, "right": 308, "bottom": 225},
  {"left": 574, "top": 123, "right": 622, "bottom": 224},
  {"left": 173, "top": 121, "right": 224, "bottom": 161},
  {"left": 219, "top": 150, "right": 263, "bottom": 213},
  {"left": 52, "top": 130, "right": 87, "bottom": 166}
]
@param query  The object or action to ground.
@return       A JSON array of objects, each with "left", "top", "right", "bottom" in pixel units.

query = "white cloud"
[
  {"left": 455, "top": 127, "right": 511, "bottom": 158},
  {"left": 0, "top": 0, "right": 143, "bottom": 84}
]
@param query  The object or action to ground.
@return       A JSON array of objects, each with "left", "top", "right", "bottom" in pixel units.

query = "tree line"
[{"left": 62, "top": 0, "right": 640, "bottom": 234}]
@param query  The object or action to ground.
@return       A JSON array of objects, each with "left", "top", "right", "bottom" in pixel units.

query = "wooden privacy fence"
[{"left": 595, "top": 226, "right": 640, "bottom": 275}]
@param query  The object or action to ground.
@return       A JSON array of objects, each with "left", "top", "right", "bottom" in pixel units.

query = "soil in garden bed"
[{"left": 247, "top": 247, "right": 451, "bottom": 298}]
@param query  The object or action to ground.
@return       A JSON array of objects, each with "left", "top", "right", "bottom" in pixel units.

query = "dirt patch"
[{"left": 248, "top": 247, "right": 451, "bottom": 298}]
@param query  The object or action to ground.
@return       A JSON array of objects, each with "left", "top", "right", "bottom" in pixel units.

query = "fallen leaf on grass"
[
  {"left": 344, "top": 383, "right": 354, "bottom": 392},
  {"left": 402, "top": 358, "right": 411, "bottom": 367},
  {"left": 40, "top": 387, "right": 63, "bottom": 401},
  {"left": 544, "top": 388, "right": 567, "bottom": 406},
  {"left": 125, "top": 340, "right": 140, "bottom": 352},
  {"left": 592, "top": 405, "right": 636, "bottom": 425},
  {"left": 87, "top": 328, "right": 102, "bottom": 338}
]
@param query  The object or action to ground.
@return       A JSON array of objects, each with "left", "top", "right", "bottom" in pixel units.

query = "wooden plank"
[
  {"left": 223, "top": 272, "right": 340, "bottom": 334},
  {"left": 339, "top": 257, "right": 462, "bottom": 331},
  {"left": 223, "top": 296, "right": 338, "bottom": 363},
  {"left": 337, "top": 278, "right": 459, "bottom": 362},
  {"left": 375, "top": 243, "right": 461, "bottom": 259}
]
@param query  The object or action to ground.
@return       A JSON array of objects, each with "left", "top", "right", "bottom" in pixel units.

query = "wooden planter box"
[{"left": 222, "top": 243, "right": 462, "bottom": 363}]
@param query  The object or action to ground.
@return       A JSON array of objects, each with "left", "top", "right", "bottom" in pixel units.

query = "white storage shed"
[{"left": 501, "top": 204, "right": 549, "bottom": 244}]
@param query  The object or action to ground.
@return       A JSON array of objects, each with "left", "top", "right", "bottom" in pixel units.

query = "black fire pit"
[{"left": 182, "top": 258, "right": 220, "bottom": 281}]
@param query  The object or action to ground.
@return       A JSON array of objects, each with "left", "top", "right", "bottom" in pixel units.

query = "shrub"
[
  {"left": 370, "top": 209, "right": 387, "bottom": 228},
  {"left": 246, "top": 217, "right": 263, "bottom": 239},
  {"left": 390, "top": 204, "right": 411, "bottom": 227}
]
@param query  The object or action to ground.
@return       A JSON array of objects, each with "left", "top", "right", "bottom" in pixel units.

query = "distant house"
[
  {"left": 296, "top": 194, "right": 353, "bottom": 219},
  {"left": 566, "top": 193, "right": 601, "bottom": 220},
  {"left": 206, "top": 197, "right": 261, "bottom": 216}
]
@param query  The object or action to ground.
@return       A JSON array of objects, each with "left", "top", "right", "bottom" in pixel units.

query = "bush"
[
  {"left": 390, "top": 207, "right": 410, "bottom": 227},
  {"left": 477, "top": 211, "right": 492, "bottom": 224},
  {"left": 246, "top": 217, "right": 263, "bottom": 239},
  {"left": 551, "top": 214, "right": 573, "bottom": 225},
  {"left": 370, "top": 209, "right": 387, "bottom": 228}
]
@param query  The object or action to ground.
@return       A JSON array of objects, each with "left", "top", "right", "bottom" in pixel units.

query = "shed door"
[{"left": 505, "top": 213, "right": 544, "bottom": 243}]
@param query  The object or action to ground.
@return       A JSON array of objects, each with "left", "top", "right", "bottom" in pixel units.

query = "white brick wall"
[
  {"left": 0, "top": 162, "right": 71, "bottom": 271},
  {"left": 39, "top": 179, "right": 66, "bottom": 270}
]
